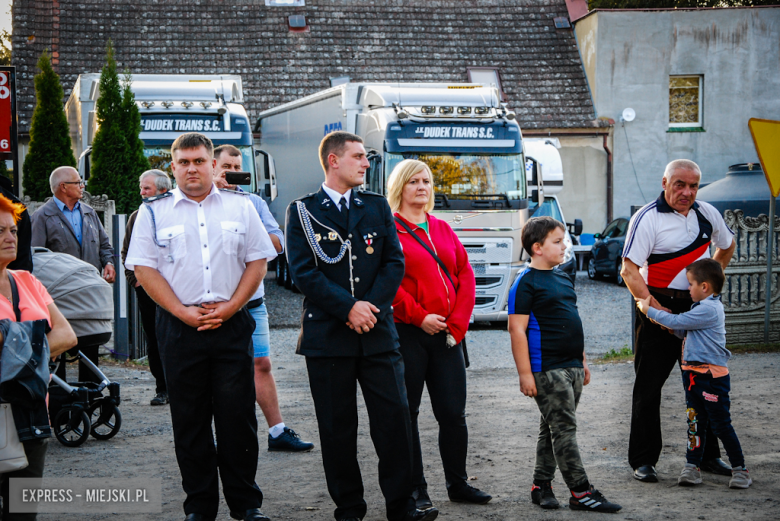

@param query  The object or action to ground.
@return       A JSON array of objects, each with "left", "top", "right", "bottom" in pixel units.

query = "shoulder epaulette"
[
  {"left": 143, "top": 192, "right": 173, "bottom": 203},
  {"left": 219, "top": 188, "right": 249, "bottom": 196},
  {"left": 356, "top": 189, "right": 383, "bottom": 197},
  {"left": 294, "top": 192, "right": 317, "bottom": 203}
]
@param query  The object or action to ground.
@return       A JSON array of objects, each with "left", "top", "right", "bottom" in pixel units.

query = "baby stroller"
[
  {"left": 31, "top": 247, "right": 122, "bottom": 447},
  {"left": 48, "top": 360, "right": 121, "bottom": 447}
]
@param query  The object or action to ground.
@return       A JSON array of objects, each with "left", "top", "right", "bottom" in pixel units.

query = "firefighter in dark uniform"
[{"left": 285, "top": 131, "right": 439, "bottom": 521}]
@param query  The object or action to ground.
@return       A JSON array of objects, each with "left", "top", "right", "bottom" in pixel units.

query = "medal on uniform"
[
  {"left": 364, "top": 234, "right": 374, "bottom": 254},
  {"left": 328, "top": 231, "right": 337, "bottom": 241}
]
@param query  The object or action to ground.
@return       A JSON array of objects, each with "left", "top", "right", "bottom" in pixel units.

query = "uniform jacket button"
[
  {"left": 355, "top": 277, "right": 360, "bottom": 283},
  {"left": 308, "top": 313, "right": 313, "bottom": 318}
]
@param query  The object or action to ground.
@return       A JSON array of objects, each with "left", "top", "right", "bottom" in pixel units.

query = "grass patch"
[
  {"left": 596, "top": 346, "right": 634, "bottom": 363},
  {"left": 726, "top": 342, "right": 780, "bottom": 354}
]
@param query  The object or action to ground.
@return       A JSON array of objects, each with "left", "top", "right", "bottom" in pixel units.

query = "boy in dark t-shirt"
[{"left": 508, "top": 216, "right": 622, "bottom": 513}]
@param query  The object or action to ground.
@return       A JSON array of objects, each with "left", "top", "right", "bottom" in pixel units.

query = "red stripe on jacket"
[
  {"left": 392, "top": 213, "right": 476, "bottom": 344},
  {"left": 647, "top": 242, "right": 710, "bottom": 288}
]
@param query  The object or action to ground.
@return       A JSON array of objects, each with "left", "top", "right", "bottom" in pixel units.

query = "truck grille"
[
  {"left": 475, "top": 296, "right": 497, "bottom": 307},
  {"left": 475, "top": 276, "right": 501, "bottom": 286}
]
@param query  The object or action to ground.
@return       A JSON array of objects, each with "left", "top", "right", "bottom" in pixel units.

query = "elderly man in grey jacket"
[
  {"left": 31, "top": 166, "right": 115, "bottom": 383},
  {"left": 31, "top": 166, "right": 115, "bottom": 281}
]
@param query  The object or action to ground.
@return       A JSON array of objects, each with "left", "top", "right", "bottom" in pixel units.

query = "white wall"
[{"left": 576, "top": 8, "right": 780, "bottom": 216}]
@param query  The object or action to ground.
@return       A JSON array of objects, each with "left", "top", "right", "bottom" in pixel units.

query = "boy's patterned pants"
[{"left": 532, "top": 367, "right": 589, "bottom": 489}]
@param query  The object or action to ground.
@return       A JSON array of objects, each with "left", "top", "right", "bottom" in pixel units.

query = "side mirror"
[
  {"left": 531, "top": 189, "right": 540, "bottom": 204},
  {"left": 573, "top": 218, "right": 583, "bottom": 236},
  {"left": 254, "top": 149, "right": 278, "bottom": 201}
]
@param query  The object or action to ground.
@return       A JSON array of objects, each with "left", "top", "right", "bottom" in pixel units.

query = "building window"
[
  {"left": 669, "top": 75, "right": 703, "bottom": 128},
  {"left": 266, "top": 0, "right": 305, "bottom": 6},
  {"left": 288, "top": 15, "right": 309, "bottom": 32},
  {"left": 467, "top": 67, "right": 507, "bottom": 101}
]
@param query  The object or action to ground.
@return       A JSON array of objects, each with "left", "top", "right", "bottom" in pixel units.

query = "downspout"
[{"left": 603, "top": 134, "right": 613, "bottom": 223}]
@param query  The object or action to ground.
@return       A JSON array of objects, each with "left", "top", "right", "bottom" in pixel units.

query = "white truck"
[
  {"left": 65, "top": 74, "right": 268, "bottom": 193},
  {"left": 255, "top": 83, "right": 580, "bottom": 322}
]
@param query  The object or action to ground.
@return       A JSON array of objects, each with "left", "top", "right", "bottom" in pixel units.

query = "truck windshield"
[
  {"left": 143, "top": 145, "right": 256, "bottom": 192},
  {"left": 385, "top": 153, "right": 525, "bottom": 200}
]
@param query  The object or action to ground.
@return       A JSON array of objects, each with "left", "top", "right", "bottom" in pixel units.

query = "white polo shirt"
[
  {"left": 622, "top": 194, "right": 733, "bottom": 290},
  {"left": 126, "top": 186, "right": 277, "bottom": 306}
]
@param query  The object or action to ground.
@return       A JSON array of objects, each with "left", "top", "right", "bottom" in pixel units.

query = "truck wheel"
[
  {"left": 587, "top": 258, "right": 597, "bottom": 280},
  {"left": 283, "top": 262, "right": 293, "bottom": 290},
  {"left": 276, "top": 256, "right": 286, "bottom": 286}
]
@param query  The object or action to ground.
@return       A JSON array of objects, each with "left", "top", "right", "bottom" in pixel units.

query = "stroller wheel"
[
  {"left": 88, "top": 402, "right": 122, "bottom": 440},
  {"left": 53, "top": 409, "right": 91, "bottom": 447}
]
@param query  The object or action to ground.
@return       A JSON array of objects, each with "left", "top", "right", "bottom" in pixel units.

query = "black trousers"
[
  {"left": 396, "top": 323, "right": 469, "bottom": 489},
  {"left": 134, "top": 285, "right": 166, "bottom": 394},
  {"left": 54, "top": 332, "right": 111, "bottom": 384},
  {"left": 306, "top": 350, "right": 415, "bottom": 521},
  {"left": 628, "top": 290, "right": 721, "bottom": 469},
  {"left": 0, "top": 438, "right": 48, "bottom": 521},
  {"left": 156, "top": 307, "right": 263, "bottom": 518}
]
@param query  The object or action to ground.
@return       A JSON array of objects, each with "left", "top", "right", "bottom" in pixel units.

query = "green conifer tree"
[
  {"left": 22, "top": 50, "right": 76, "bottom": 201},
  {"left": 88, "top": 39, "right": 141, "bottom": 214}
]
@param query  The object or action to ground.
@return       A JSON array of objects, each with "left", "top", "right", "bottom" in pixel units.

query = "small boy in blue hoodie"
[{"left": 636, "top": 258, "right": 751, "bottom": 489}]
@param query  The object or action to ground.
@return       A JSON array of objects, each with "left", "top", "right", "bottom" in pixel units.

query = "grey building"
[
  {"left": 573, "top": 6, "right": 780, "bottom": 219},
  {"left": 12, "top": 0, "right": 612, "bottom": 232}
]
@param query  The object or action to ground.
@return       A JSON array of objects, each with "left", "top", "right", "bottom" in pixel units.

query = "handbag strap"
[
  {"left": 7, "top": 273, "right": 21, "bottom": 322},
  {"left": 394, "top": 216, "right": 456, "bottom": 290}
]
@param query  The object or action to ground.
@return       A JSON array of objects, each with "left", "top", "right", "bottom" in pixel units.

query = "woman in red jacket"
[{"left": 387, "top": 159, "right": 490, "bottom": 511}]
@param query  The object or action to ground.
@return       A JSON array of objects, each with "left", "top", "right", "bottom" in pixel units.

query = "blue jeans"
[
  {"left": 249, "top": 304, "right": 270, "bottom": 358},
  {"left": 683, "top": 371, "right": 745, "bottom": 469}
]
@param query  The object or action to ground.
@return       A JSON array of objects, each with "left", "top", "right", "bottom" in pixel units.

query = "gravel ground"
[{"left": 265, "top": 270, "right": 633, "bottom": 359}]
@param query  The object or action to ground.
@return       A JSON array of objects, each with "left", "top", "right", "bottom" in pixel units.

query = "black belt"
[
  {"left": 649, "top": 286, "right": 691, "bottom": 300},
  {"left": 246, "top": 297, "right": 264, "bottom": 309}
]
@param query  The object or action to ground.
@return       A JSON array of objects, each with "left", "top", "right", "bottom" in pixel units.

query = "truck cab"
[
  {"left": 255, "top": 83, "right": 578, "bottom": 321},
  {"left": 66, "top": 74, "right": 266, "bottom": 195}
]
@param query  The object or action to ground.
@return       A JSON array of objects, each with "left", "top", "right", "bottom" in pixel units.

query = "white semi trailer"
[
  {"left": 65, "top": 74, "right": 271, "bottom": 195},
  {"left": 255, "top": 83, "right": 578, "bottom": 322}
]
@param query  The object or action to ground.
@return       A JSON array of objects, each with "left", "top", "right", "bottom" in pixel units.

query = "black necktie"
[{"left": 340, "top": 196, "right": 349, "bottom": 217}]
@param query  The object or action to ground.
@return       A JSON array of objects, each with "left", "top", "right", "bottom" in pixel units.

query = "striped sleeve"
[{"left": 622, "top": 202, "right": 657, "bottom": 267}]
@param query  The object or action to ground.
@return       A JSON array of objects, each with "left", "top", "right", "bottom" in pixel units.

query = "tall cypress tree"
[
  {"left": 22, "top": 50, "right": 76, "bottom": 201},
  {"left": 117, "top": 71, "right": 149, "bottom": 213},
  {"left": 88, "top": 40, "right": 130, "bottom": 212}
]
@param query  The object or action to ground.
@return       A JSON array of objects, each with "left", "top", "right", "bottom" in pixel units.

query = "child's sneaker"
[
  {"left": 569, "top": 485, "right": 622, "bottom": 513},
  {"left": 729, "top": 467, "right": 752, "bottom": 489},
  {"left": 531, "top": 481, "right": 559, "bottom": 509},
  {"left": 678, "top": 463, "right": 702, "bottom": 486}
]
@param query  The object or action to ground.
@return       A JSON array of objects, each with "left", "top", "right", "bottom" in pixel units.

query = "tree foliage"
[
  {"left": 22, "top": 50, "right": 76, "bottom": 201},
  {"left": 589, "top": 0, "right": 775, "bottom": 8},
  {"left": 0, "top": 30, "right": 11, "bottom": 66},
  {"left": 87, "top": 40, "right": 149, "bottom": 214}
]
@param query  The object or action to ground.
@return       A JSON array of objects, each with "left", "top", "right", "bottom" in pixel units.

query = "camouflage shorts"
[{"left": 532, "top": 366, "right": 589, "bottom": 489}]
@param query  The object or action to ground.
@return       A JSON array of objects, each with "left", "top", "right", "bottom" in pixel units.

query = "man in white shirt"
[
  {"left": 621, "top": 159, "right": 736, "bottom": 483},
  {"left": 126, "top": 133, "right": 278, "bottom": 521}
]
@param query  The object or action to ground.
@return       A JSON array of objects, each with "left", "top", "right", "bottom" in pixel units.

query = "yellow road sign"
[{"left": 748, "top": 118, "right": 780, "bottom": 198}]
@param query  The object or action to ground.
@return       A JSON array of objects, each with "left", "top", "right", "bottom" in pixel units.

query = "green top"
[{"left": 417, "top": 221, "right": 429, "bottom": 233}]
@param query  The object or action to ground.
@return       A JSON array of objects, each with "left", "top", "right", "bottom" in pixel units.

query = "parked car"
[{"left": 588, "top": 217, "right": 629, "bottom": 286}]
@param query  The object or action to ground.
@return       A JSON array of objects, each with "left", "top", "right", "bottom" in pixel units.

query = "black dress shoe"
[
  {"left": 633, "top": 465, "right": 658, "bottom": 482},
  {"left": 412, "top": 486, "right": 433, "bottom": 510},
  {"left": 184, "top": 514, "right": 216, "bottom": 521},
  {"left": 447, "top": 482, "right": 492, "bottom": 504},
  {"left": 701, "top": 458, "right": 732, "bottom": 476},
  {"left": 403, "top": 507, "right": 439, "bottom": 521},
  {"left": 229, "top": 508, "right": 270, "bottom": 521}
]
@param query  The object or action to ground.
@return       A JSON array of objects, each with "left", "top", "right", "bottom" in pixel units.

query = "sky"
[{"left": 2, "top": 0, "right": 12, "bottom": 36}]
